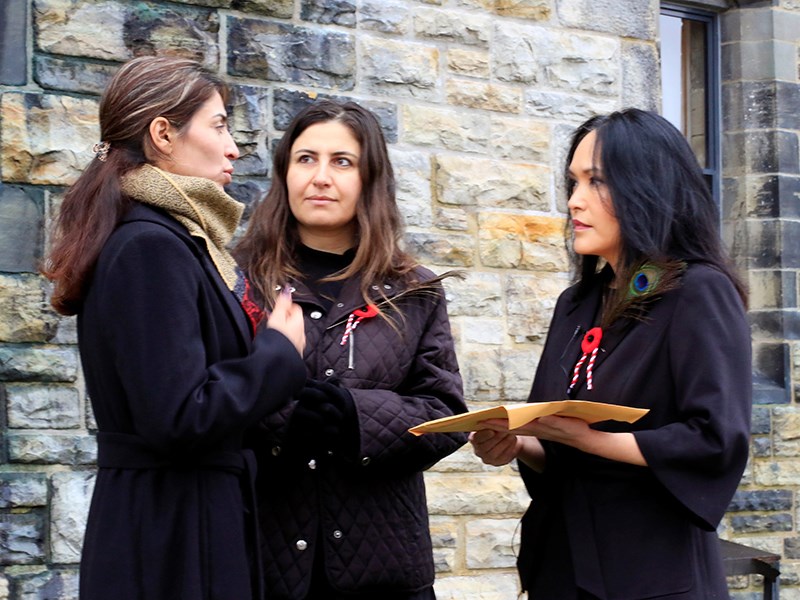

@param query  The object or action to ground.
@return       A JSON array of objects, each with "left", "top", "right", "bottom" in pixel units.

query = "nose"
[
  {"left": 567, "top": 182, "right": 585, "bottom": 213},
  {"left": 225, "top": 131, "right": 240, "bottom": 160},
  {"left": 312, "top": 162, "right": 331, "bottom": 187}
]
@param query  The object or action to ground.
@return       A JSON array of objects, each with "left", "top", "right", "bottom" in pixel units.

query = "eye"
[{"left": 333, "top": 156, "right": 354, "bottom": 167}]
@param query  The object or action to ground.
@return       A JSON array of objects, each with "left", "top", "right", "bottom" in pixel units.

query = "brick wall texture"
[{"left": 0, "top": 0, "right": 798, "bottom": 599}]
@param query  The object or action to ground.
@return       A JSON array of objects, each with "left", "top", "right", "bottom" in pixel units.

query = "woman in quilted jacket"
[{"left": 235, "top": 100, "right": 468, "bottom": 599}]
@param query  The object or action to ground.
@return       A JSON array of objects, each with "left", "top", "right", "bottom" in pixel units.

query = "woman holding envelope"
[
  {"left": 470, "top": 108, "right": 751, "bottom": 599},
  {"left": 235, "top": 100, "right": 467, "bottom": 599}
]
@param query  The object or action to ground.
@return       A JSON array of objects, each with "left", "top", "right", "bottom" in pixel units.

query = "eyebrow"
[
  {"left": 567, "top": 165, "right": 602, "bottom": 177},
  {"left": 292, "top": 148, "right": 359, "bottom": 158},
  {"left": 212, "top": 113, "right": 228, "bottom": 122}
]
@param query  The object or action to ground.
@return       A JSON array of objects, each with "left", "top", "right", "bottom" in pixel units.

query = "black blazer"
[
  {"left": 78, "top": 204, "right": 306, "bottom": 600},
  {"left": 519, "top": 263, "right": 752, "bottom": 600}
]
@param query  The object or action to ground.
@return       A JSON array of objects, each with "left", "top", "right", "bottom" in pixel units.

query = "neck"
[{"left": 298, "top": 225, "right": 356, "bottom": 255}]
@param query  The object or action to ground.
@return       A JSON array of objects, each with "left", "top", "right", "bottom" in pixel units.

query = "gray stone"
[
  {"left": 227, "top": 17, "right": 355, "bottom": 90},
  {"left": 391, "top": 149, "right": 433, "bottom": 228},
  {"left": 7, "top": 433, "right": 96, "bottom": 465},
  {"left": 557, "top": 0, "right": 657, "bottom": 40},
  {"left": 231, "top": 0, "right": 292, "bottom": 17},
  {"left": 0, "top": 274, "right": 59, "bottom": 343},
  {"left": 0, "top": 187, "right": 43, "bottom": 274},
  {"left": 0, "top": 473, "right": 48, "bottom": 508},
  {"left": 228, "top": 85, "right": 270, "bottom": 177},
  {"left": 443, "top": 272, "right": 504, "bottom": 318},
  {"left": 0, "top": 0, "right": 27, "bottom": 85},
  {"left": 0, "top": 511, "right": 45, "bottom": 564},
  {"left": 404, "top": 232, "right": 474, "bottom": 268},
  {"left": 360, "top": 37, "right": 439, "bottom": 100},
  {"left": 10, "top": 568, "right": 79, "bottom": 598},
  {"left": 34, "top": 55, "right": 117, "bottom": 96},
  {"left": 301, "top": 0, "right": 356, "bottom": 27},
  {"left": 50, "top": 471, "right": 95, "bottom": 563},
  {"left": 360, "top": 0, "right": 410, "bottom": 34},
  {"left": 6, "top": 384, "right": 81, "bottom": 429},
  {"left": 0, "top": 345, "right": 79, "bottom": 383}
]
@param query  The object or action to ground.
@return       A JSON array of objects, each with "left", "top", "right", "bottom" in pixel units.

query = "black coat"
[
  {"left": 247, "top": 267, "right": 467, "bottom": 599},
  {"left": 78, "top": 204, "right": 306, "bottom": 600},
  {"left": 518, "top": 263, "right": 752, "bottom": 600}
]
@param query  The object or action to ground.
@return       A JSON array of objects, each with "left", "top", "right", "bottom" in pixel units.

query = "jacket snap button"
[
  {"left": 333, "top": 530, "right": 343, "bottom": 539},
  {"left": 271, "top": 446, "right": 281, "bottom": 457},
  {"left": 296, "top": 539, "right": 308, "bottom": 551},
  {"left": 324, "top": 368, "right": 335, "bottom": 377},
  {"left": 336, "top": 302, "right": 344, "bottom": 308},
  {"left": 308, "top": 459, "right": 317, "bottom": 470},
  {"left": 310, "top": 311, "right": 322, "bottom": 320},
  {"left": 383, "top": 284, "right": 392, "bottom": 289},
  {"left": 361, "top": 457, "right": 371, "bottom": 466}
]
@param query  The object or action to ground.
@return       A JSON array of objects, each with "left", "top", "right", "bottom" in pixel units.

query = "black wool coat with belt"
[
  {"left": 518, "top": 263, "right": 752, "bottom": 600},
  {"left": 246, "top": 266, "right": 467, "bottom": 599},
  {"left": 77, "top": 204, "right": 306, "bottom": 600}
]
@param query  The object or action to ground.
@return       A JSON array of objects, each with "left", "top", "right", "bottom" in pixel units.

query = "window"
[{"left": 660, "top": 5, "right": 720, "bottom": 204}]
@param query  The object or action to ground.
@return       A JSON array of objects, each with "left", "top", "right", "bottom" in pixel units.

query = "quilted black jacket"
[{"left": 247, "top": 266, "right": 467, "bottom": 598}]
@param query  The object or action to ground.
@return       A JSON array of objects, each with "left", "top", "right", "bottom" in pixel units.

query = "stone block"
[
  {"left": 435, "top": 156, "right": 550, "bottom": 210},
  {"left": 752, "top": 435, "right": 772, "bottom": 457},
  {"left": 494, "top": 22, "right": 619, "bottom": 96},
  {"left": 50, "top": 471, "right": 94, "bottom": 563},
  {"left": 0, "top": 0, "right": 27, "bottom": 85},
  {"left": 431, "top": 445, "right": 500, "bottom": 473},
  {"left": 1, "top": 92, "right": 99, "bottom": 186},
  {"left": 359, "top": 0, "right": 410, "bottom": 35},
  {"left": 447, "top": 48, "right": 490, "bottom": 78},
  {"left": 6, "top": 384, "right": 81, "bottom": 429},
  {"left": 751, "top": 406, "right": 771, "bottom": 435},
  {"left": 754, "top": 458, "right": 800, "bottom": 486},
  {"left": 0, "top": 187, "right": 44, "bottom": 274},
  {"left": 730, "top": 513, "right": 793, "bottom": 533},
  {"left": 301, "top": 0, "right": 356, "bottom": 27},
  {"left": 489, "top": 115, "right": 550, "bottom": 164},
  {"left": 465, "top": 518, "right": 520, "bottom": 569},
  {"left": 434, "top": 208, "right": 470, "bottom": 232},
  {"left": 227, "top": 17, "right": 355, "bottom": 90},
  {"left": 360, "top": 37, "right": 439, "bottom": 100},
  {"left": 403, "top": 105, "right": 489, "bottom": 153},
  {"left": 786, "top": 536, "right": 800, "bottom": 560},
  {"left": 434, "top": 573, "right": 522, "bottom": 600},
  {"left": 231, "top": 0, "right": 292, "bottom": 17},
  {"left": 33, "top": 55, "right": 117, "bottom": 96},
  {"left": 524, "top": 89, "right": 618, "bottom": 123},
  {"left": 477, "top": 213, "right": 566, "bottom": 271},
  {"left": 459, "top": 347, "right": 502, "bottom": 401},
  {"left": 443, "top": 272, "right": 503, "bottom": 318},
  {"left": 34, "top": 0, "right": 220, "bottom": 64},
  {"left": 404, "top": 232, "right": 474, "bottom": 267},
  {"left": 557, "top": 0, "right": 657, "bottom": 40},
  {"left": 461, "top": 318, "right": 505, "bottom": 345},
  {"left": 506, "top": 272, "right": 569, "bottom": 342},
  {"left": 729, "top": 489, "right": 793, "bottom": 512},
  {"left": 500, "top": 348, "right": 538, "bottom": 401},
  {"left": 621, "top": 40, "right": 660, "bottom": 111},
  {"left": 8, "top": 568, "right": 79, "bottom": 599},
  {"left": 0, "top": 473, "right": 48, "bottom": 508},
  {"left": 493, "top": 0, "right": 553, "bottom": 20},
  {"left": 414, "top": 7, "right": 491, "bottom": 45},
  {"left": 390, "top": 149, "right": 433, "bottom": 229},
  {"left": 0, "top": 275, "right": 59, "bottom": 343},
  {"left": 0, "top": 510, "right": 45, "bottom": 564},
  {"left": 0, "top": 345, "right": 79, "bottom": 383},
  {"left": 228, "top": 85, "right": 270, "bottom": 177},
  {"left": 446, "top": 79, "right": 521, "bottom": 113},
  {"left": 7, "top": 433, "right": 96, "bottom": 465},
  {"left": 425, "top": 473, "right": 528, "bottom": 515}
]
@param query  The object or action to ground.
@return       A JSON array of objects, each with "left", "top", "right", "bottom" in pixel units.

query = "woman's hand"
[
  {"left": 469, "top": 428, "right": 521, "bottom": 467},
  {"left": 266, "top": 290, "right": 306, "bottom": 356}
]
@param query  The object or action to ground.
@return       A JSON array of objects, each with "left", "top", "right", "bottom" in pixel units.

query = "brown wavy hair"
[
  {"left": 43, "top": 55, "right": 229, "bottom": 315},
  {"left": 234, "top": 100, "right": 420, "bottom": 310}
]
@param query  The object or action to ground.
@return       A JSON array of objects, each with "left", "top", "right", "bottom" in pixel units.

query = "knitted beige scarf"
[{"left": 120, "top": 164, "right": 244, "bottom": 290}]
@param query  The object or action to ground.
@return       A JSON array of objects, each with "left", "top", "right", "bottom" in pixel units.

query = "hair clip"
[{"left": 92, "top": 141, "right": 110, "bottom": 162}]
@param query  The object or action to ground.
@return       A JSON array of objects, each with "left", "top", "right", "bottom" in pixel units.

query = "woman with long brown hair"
[
  {"left": 235, "top": 100, "right": 467, "bottom": 599},
  {"left": 44, "top": 55, "right": 306, "bottom": 600}
]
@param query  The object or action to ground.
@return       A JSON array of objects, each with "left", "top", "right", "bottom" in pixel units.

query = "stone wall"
[{"left": 0, "top": 0, "right": 797, "bottom": 599}]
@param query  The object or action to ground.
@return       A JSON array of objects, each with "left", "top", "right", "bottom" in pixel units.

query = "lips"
[{"left": 573, "top": 219, "right": 590, "bottom": 230}]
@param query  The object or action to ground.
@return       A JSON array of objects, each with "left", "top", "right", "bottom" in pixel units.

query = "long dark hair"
[
  {"left": 43, "top": 55, "right": 229, "bottom": 315},
  {"left": 565, "top": 108, "right": 747, "bottom": 305},
  {"left": 234, "top": 100, "right": 418, "bottom": 310}
]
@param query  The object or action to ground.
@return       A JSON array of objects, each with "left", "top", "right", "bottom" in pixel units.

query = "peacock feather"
[{"left": 601, "top": 260, "right": 686, "bottom": 328}]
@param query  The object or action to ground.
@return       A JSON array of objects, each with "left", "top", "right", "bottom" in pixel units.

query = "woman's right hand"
[
  {"left": 469, "top": 428, "right": 521, "bottom": 467},
  {"left": 266, "top": 290, "right": 305, "bottom": 356}
]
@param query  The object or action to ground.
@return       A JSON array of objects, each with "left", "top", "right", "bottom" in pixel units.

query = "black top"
[{"left": 295, "top": 244, "right": 356, "bottom": 311}]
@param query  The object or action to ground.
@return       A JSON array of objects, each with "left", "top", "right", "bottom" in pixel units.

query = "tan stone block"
[
  {"left": 773, "top": 407, "right": 800, "bottom": 441},
  {"left": 506, "top": 272, "right": 569, "bottom": 342},
  {"left": 500, "top": 348, "right": 539, "bottom": 401},
  {"left": 414, "top": 7, "right": 491, "bottom": 46},
  {"left": 495, "top": 0, "right": 553, "bottom": 20},
  {"left": 435, "top": 155, "right": 549, "bottom": 210},
  {"left": 490, "top": 115, "right": 550, "bottom": 163},
  {"left": 431, "top": 445, "right": 502, "bottom": 473},
  {"left": 34, "top": 0, "right": 129, "bottom": 60},
  {"left": 444, "top": 272, "right": 504, "bottom": 317},
  {"left": 434, "top": 573, "right": 522, "bottom": 599},
  {"left": 446, "top": 79, "right": 522, "bottom": 114},
  {"left": 425, "top": 473, "right": 529, "bottom": 515},
  {"left": 1, "top": 93, "right": 98, "bottom": 185},
  {"left": 459, "top": 346, "right": 503, "bottom": 400},
  {"left": 0, "top": 275, "right": 59, "bottom": 343},
  {"left": 477, "top": 213, "right": 566, "bottom": 270},
  {"left": 753, "top": 458, "right": 800, "bottom": 486},
  {"left": 404, "top": 232, "right": 475, "bottom": 267},
  {"left": 403, "top": 105, "right": 490, "bottom": 153},
  {"left": 465, "top": 518, "right": 520, "bottom": 569},
  {"left": 447, "top": 48, "right": 490, "bottom": 78}
]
